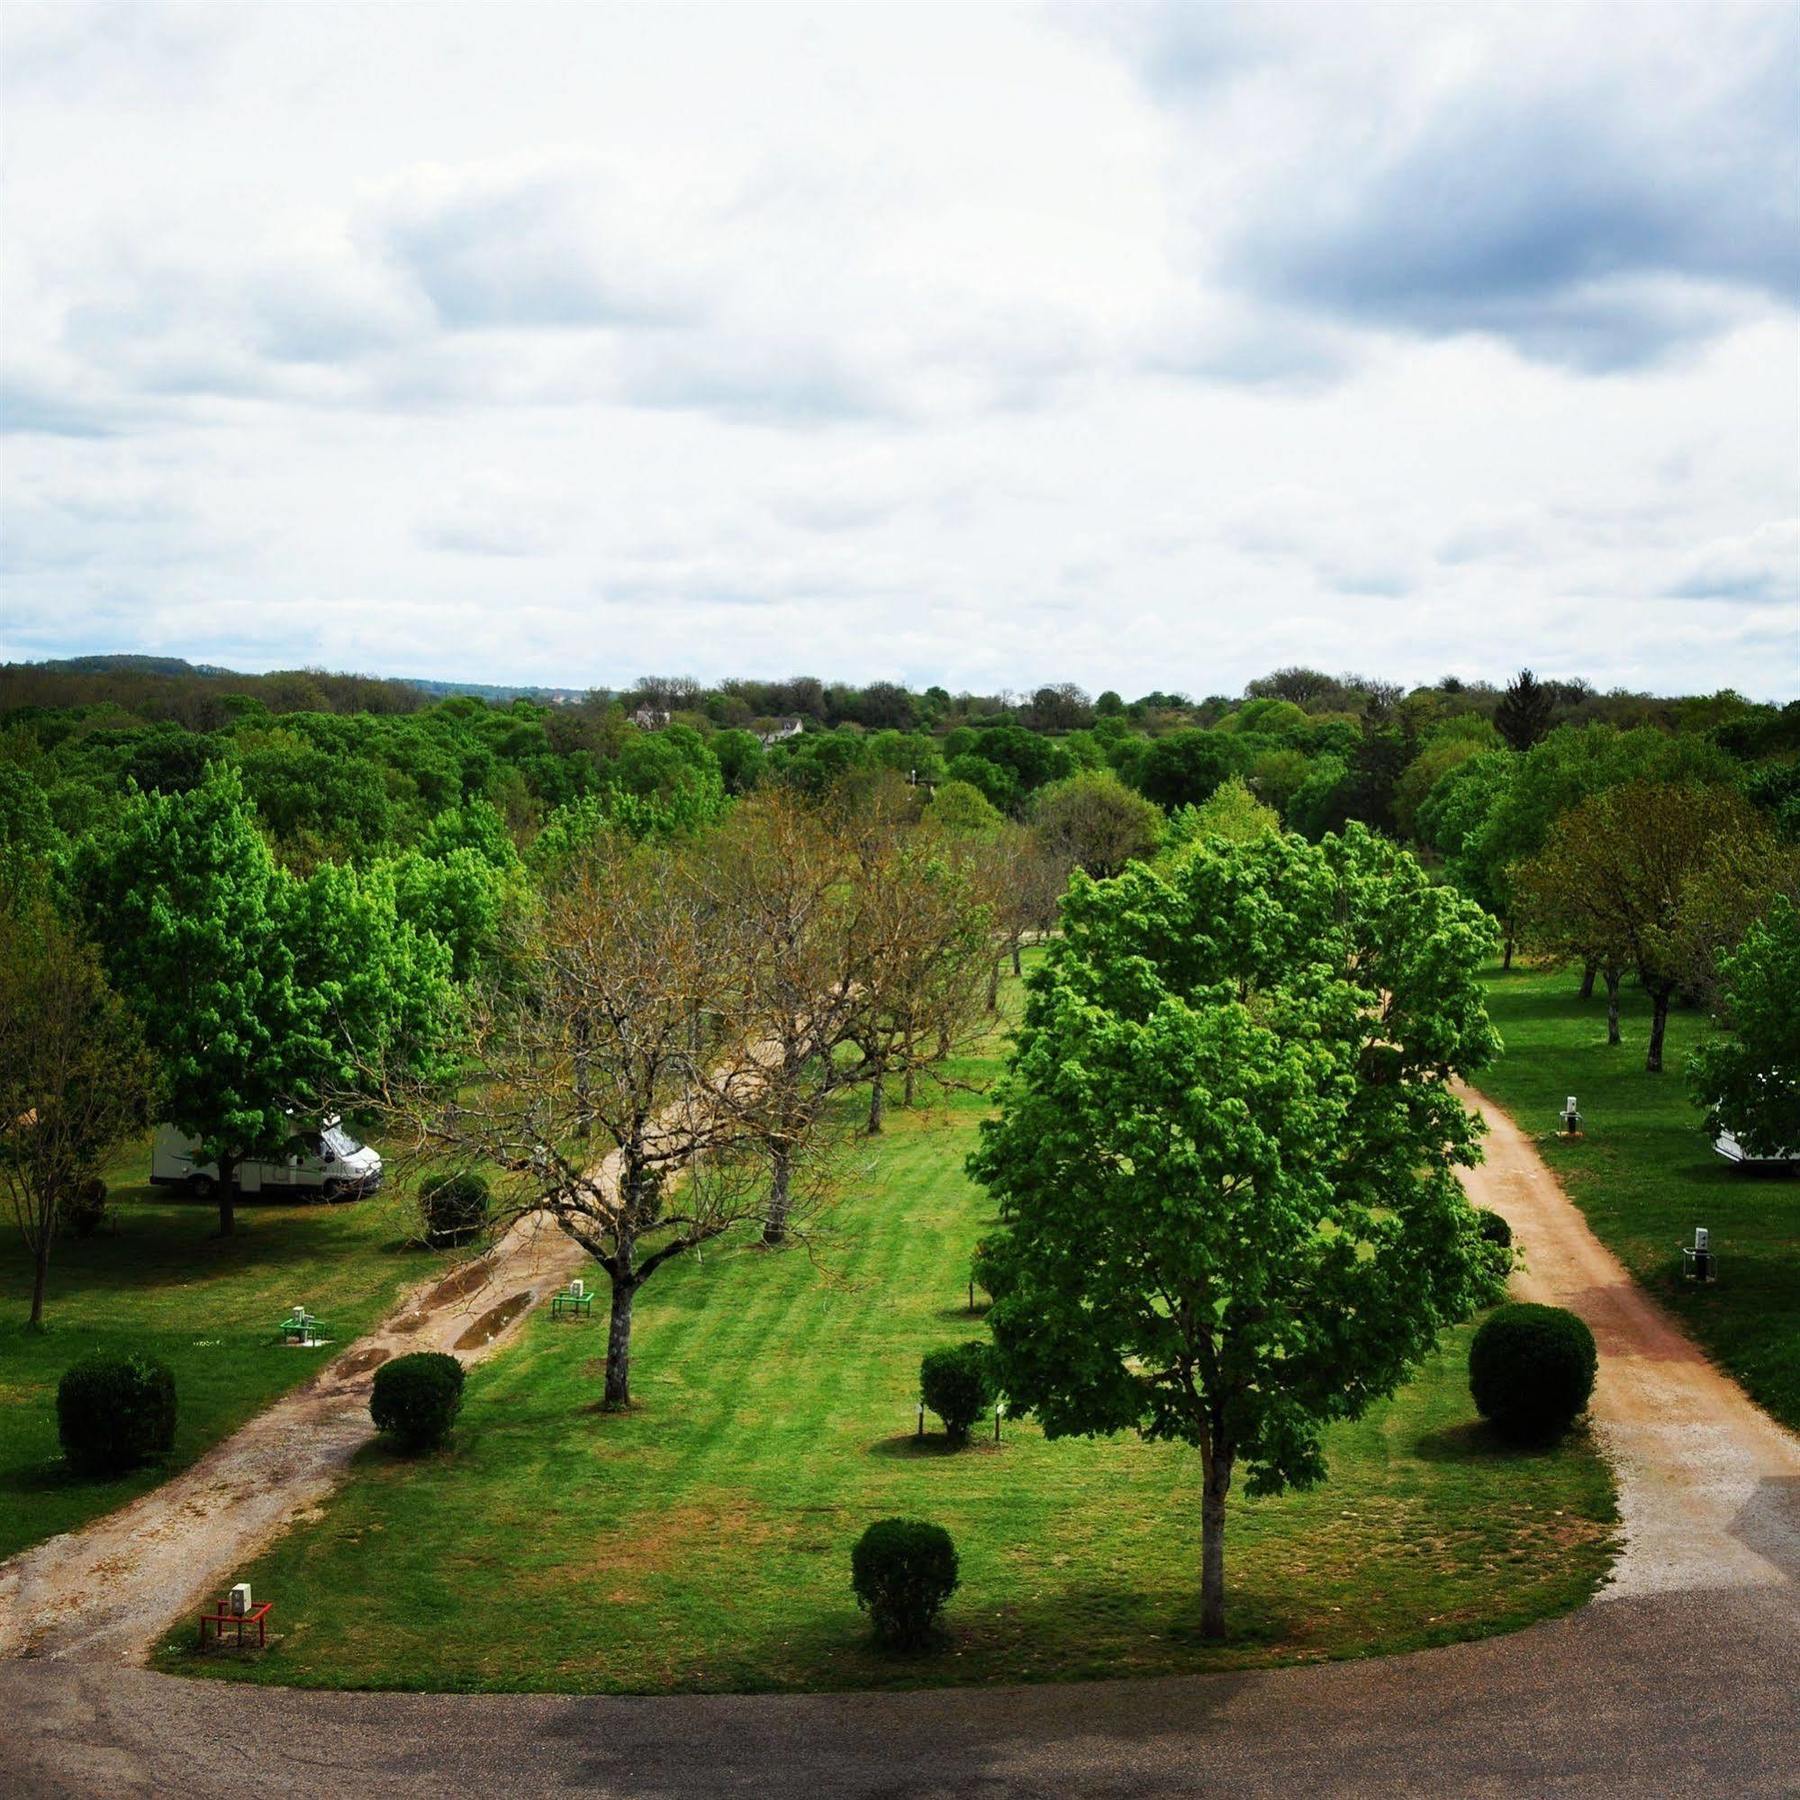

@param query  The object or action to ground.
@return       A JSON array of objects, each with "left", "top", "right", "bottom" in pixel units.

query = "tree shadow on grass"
[{"left": 1412, "top": 1417, "right": 1598, "bottom": 1463}]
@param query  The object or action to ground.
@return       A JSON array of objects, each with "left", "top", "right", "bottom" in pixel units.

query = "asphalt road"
[{"left": 2, "top": 1583, "right": 1796, "bottom": 1797}]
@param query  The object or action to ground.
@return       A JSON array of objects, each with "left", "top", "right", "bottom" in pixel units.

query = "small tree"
[
  {"left": 1029, "top": 771, "right": 1162, "bottom": 879},
  {"left": 1689, "top": 895, "right": 1800, "bottom": 1157},
  {"left": 969, "top": 827, "right": 1498, "bottom": 1638},
  {"left": 0, "top": 904, "right": 154, "bottom": 1328},
  {"left": 919, "top": 1341, "right": 994, "bottom": 1445}
]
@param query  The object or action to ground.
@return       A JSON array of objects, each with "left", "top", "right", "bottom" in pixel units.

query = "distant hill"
[
  {"left": 30, "top": 653, "right": 240, "bottom": 679},
  {"left": 9, "top": 655, "right": 590, "bottom": 706}
]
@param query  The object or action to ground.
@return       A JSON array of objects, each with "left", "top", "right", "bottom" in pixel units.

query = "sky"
[{"left": 2, "top": 1, "right": 1796, "bottom": 700}]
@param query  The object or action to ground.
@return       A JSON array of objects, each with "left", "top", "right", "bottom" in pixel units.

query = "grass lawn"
[
  {"left": 1477, "top": 962, "right": 1800, "bottom": 1434},
  {"left": 156, "top": 974, "right": 1616, "bottom": 1694},
  {"left": 0, "top": 1144, "right": 452, "bottom": 1564}
]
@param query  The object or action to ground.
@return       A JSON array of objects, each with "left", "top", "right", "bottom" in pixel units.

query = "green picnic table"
[
  {"left": 280, "top": 1309, "right": 328, "bottom": 1345},
  {"left": 551, "top": 1288, "right": 593, "bottom": 1320}
]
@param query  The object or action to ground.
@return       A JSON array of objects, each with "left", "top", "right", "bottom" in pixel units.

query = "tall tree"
[
  {"left": 74, "top": 767, "right": 312, "bottom": 1236},
  {"left": 0, "top": 903, "right": 154, "bottom": 1327},
  {"left": 1494, "top": 668, "right": 1555, "bottom": 751},
  {"left": 1029, "top": 770, "right": 1163, "bottom": 878},
  {"left": 398, "top": 839, "right": 767, "bottom": 1410},
  {"left": 968, "top": 827, "right": 1499, "bottom": 1639}
]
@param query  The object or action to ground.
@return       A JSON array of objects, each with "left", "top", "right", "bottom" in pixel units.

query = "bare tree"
[
  {"left": 701, "top": 790, "right": 868, "bottom": 1246},
  {"left": 0, "top": 904, "right": 154, "bottom": 1328},
  {"left": 973, "top": 825, "right": 1071, "bottom": 1008},
  {"left": 850, "top": 835, "right": 993, "bottom": 1132},
  {"left": 384, "top": 840, "right": 770, "bottom": 1409}
]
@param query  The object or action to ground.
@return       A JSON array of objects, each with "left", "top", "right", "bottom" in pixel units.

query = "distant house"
[
  {"left": 756, "top": 716, "right": 806, "bottom": 747},
  {"left": 629, "top": 705, "right": 671, "bottom": 730}
]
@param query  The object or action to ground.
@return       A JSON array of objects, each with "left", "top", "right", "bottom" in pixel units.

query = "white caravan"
[{"left": 151, "top": 1120, "right": 383, "bottom": 1200}]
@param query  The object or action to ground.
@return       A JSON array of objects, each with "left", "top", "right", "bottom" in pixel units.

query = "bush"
[
  {"left": 58, "top": 1175, "right": 110, "bottom": 1240},
  {"left": 969, "top": 1236, "right": 1015, "bottom": 1305},
  {"left": 57, "top": 1353, "right": 177, "bottom": 1476},
  {"left": 1475, "top": 1209, "right": 1513, "bottom": 1250},
  {"left": 920, "top": 1340, "right": 994, "bottom": 1446},
  {"left": 419, "top": 1171, "right": 490, "bottom": 1247},
  {"left": 1470, "top": 1303, "right": 1597, "bottom": 1445},
  {"left": 851, "top": 1518, "right": 960, "bottom": 1649},
  {"left": 370, "top": 1351, "right": 466, "bottom": 1452}
]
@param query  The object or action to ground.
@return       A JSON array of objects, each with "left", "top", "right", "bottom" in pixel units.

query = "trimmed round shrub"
[
  {"left": 58, "top": 1176, "right": 110, "bottom": 1240},
  {"left": 851, "top": 1518, "right": 960, "bottom": 1649},
  {"left": 57, "top": 1353, "right": 177, "bottom": 1476},
  {"left": 419, "top": 1171, "right": 490, "bottom": 1247},
  {"left": 920, "top": 1340, "right": 995, "bottom": 1446},
  {"left": 1469, "top": 1303, "right": 1597, "bottom": 1445},
  {"left": 1475, "top": 1209, "right": 1513, "bottom": 1251},
  {"left": 370, "top": 1351, "right": 465, "bottom": 1452}
]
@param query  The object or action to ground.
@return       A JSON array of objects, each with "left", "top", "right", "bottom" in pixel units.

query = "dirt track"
[
  {"left": 1454, "top": 1085, "right": 1800, "bottom": 1596},
  {"left": 0, "top": 1202, "right": 592, "bottom": 1662}
]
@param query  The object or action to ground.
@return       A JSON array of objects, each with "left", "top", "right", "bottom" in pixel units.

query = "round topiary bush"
[
  {"left": 851, "top": 1517, "right": 960, "bottom": 1649},
  {"left": 920, "top": 1340, "right": 995, "bottom": 1446},
  {"left": 419, "top": 1171, "right": 490, "bottom": 1248},
  {"left": 1469, "top": 1302, "right": 1597, "bottom": 1445},
  {"left": 57, "top": 1353, "right": 177, "bottom": 1476},
  {"left": 370, "top": 1351, "right": 466, "bottom": 1452}
]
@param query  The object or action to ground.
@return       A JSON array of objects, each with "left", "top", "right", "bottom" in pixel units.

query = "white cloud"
[{"left": 0, "top": 2, "right": 1794, "bottom": 699}]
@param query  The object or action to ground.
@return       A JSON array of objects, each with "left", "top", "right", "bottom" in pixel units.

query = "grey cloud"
[
  {"left": 373, "top": 166, "right": 697, "bottom": 332},
  {"left": 1140, "top": 6, "right": 1799, "bottom": 369},
  {"left": 1661, "top": 523, "right": 1800, "bottom": 604}
]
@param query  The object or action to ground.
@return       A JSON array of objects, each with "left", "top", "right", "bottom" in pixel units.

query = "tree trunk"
[
  {"left": 216, "top": 1153, "right": 237, "bottom": 1238},
  {"left": 1199, "top": 1437, "right": 1235, "bottom": 1641},
  {"left": 1605, "top": 969, "right": 1622, "bottom": 1045},
  {"left": 29, "top": 1236, "right": 50, "bottom": 1330},
  {"left": 603, "top": 1275, "right": 636, "bottom": 1410},
  {"left": 1011, "top": 936, "right": 1023, "bottom": 978},
  {"left": 867, "top": 1069, "right": 885, "bottom": 1136},
  {"left": 763, "top": 1141, "right": 793, "bottom": 1247},
  {"left": 986, "top": 956, "right": 1000, "bottom": 1013},
  {"left": 1646, "top": 987, "right": 1671, "bottom": 1074},
  {"left": 903, "top": 1035, "right": 916, "bottom": 1109},
  {"left": 1502, "top": 934, "right": 1514, "bottom": 972},
  {"left": 1578, "top": 959, "right": 1596, "bottom": 1001}
]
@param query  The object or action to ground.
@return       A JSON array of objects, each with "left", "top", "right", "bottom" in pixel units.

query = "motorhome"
[{"left": 150, "top": 1120, "right": 383, "bottom": 1199}]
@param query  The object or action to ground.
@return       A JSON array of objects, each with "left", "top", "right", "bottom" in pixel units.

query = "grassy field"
[
  {"left": 156, "top": 975, "right": 1616, "bottom": 1694},
  {"left": 1477, "top": 963, "right": 1800, "bottom": 1434},
  {"left": 0, "top": 1144, "right": 451, "bottom": 1563}
]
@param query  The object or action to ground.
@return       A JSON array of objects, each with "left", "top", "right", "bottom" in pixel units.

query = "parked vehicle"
[
  {"left": 150, "top": 1120, "right": 383, "bottom": 1200},
  {"left": 1711, "top": 1125, "right": 1797, "bottom": 1171}
]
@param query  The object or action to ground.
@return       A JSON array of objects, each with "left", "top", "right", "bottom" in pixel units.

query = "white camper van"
[{"left": 151, "top": 1120, "right": 383, "bottom": 1200}]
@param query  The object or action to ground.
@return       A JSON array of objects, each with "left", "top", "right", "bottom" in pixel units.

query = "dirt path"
[
  {"left": 0, "top": 1190, "right": 599, "bottom": 1662},
  {"left": 1456, "top": 1085, "right": 1800, "bottom": 1597}
]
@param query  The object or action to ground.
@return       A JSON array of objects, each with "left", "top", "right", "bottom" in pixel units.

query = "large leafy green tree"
[
  {"left": 968, "top": 826, "right": 1500, "bottom": 1638},
  {"left": 75, "top": 766, "right": 452, "bottom": 1232}
]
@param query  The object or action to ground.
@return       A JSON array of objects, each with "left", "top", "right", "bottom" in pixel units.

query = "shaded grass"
[
  {"left": 1477, "top": 963, "right": 1800, "bottom": 1433},
  {"left": 0, "top": 1143, "right": 451, "bottom": 1562},
  {"left": 155, "top": 975, "right": 1615, "bottom": 1694}
]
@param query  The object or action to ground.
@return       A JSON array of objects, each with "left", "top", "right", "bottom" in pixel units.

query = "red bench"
[{"left": 198, "top": 1600, "right": 272, "bottom": 1649}]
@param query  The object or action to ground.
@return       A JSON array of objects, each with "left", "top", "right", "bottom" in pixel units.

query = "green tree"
[
  {"left": 968, "top": 827, "right": 1498, "bottom": 1638},
  {"left": 1494, "top": 668, "right": 1554, "bottom": 751},
  {"left": 1029, "top": 770, "right": 1163, "bottom": 878},
  {"left": 1689, "top": 896, "right": 1800, "bottom": 1156},
  {"left": 1160, "top": 775, "right": 1279, "bottom": 863},
  {"left": 0, "top": 903, "right": 154, "bottom": 1326},
  {"left": 1518, "top": 782, "right": 1776, "bottom": 1072},
  {"left": 1135, "top": 729, "right": 1239, "bottom": 810}
]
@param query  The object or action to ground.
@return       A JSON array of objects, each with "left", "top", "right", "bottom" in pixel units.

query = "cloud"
[
  {"left": 369, "top": 161, "right": 704, "bottom": 332},
  {"left": 1119, "top": 3, "right": 1799, "bottom": 371},
  {"left": 1661, "top": 522, "right": 1800, "bottom": 604}
]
